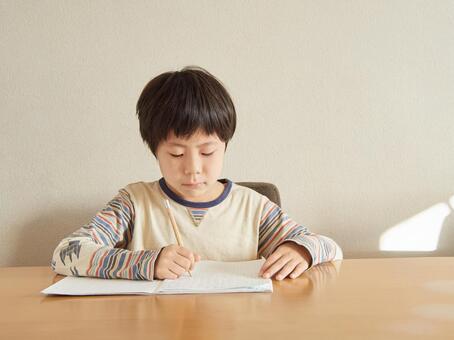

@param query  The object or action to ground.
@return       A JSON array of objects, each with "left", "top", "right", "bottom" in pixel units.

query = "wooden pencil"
[{"left": 164, "top": 199, "right": 192, "bottom": 277}]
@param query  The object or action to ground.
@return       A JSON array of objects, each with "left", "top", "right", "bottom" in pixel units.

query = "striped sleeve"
[
  {"left": 51, "top": 189, "right": 160, "bottom": 280},
  {"left": 258, "top": 199, "right": 343, "bottom": 267}
]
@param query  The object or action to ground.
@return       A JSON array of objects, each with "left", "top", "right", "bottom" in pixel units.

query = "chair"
[{"left": 236, "top": 182, "right": 281, "bottom": 207}]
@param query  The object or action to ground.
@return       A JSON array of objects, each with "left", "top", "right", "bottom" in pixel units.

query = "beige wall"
[{"left": 1, "top": 1, "right": 453, "bottom": 266}]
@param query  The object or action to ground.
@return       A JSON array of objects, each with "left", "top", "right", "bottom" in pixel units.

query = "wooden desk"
[{"left": 1, "top": 257, "right": 453, "bottom": 339}]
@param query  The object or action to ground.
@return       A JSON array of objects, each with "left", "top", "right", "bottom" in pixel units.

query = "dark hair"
[{"left": 136, "top": 66, "right": 236, "bottom": 156}]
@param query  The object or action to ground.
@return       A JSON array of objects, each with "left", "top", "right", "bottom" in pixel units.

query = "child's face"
[{"left": 156, "top": 130, "right": 226, "bottom": 202}]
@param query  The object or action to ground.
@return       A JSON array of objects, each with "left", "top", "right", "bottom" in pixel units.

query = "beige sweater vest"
[{"left": 124, "top": 181, "right": 267, "bottom": 261}]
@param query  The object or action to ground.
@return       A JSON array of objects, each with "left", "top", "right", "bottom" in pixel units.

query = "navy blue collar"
[{"left": 159, "top": 178, "right": 233, "bottom": 208}]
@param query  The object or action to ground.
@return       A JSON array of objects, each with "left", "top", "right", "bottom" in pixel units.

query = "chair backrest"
[{"left": 236, "top": 182, "right": 281, "bottom": 207}]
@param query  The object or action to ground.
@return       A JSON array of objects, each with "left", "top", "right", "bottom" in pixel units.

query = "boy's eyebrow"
[{"left": 167, "top": 141, "right": 217, "bottom": 147}]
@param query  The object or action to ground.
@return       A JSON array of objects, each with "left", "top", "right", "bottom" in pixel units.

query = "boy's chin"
[
  {"left": 179, "top": 183, "right": 220, "bottom": 202},
  {"left": 181, "top": 182, "right": 206, "bottom": 190},
  {"left": 180, "top": 186, "right": 208, "bottom": 199}
]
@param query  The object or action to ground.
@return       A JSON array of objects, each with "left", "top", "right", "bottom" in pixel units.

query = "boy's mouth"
[{"left": 182, "top": 182, "right": 204, "bottom": 187}]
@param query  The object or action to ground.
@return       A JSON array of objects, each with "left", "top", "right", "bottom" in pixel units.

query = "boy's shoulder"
[
  {"left": 230, "top": 181, "right": 270, "bottom": 203},
  {"left": 122, "top": 180, "right": 158, "bottom": 190},
  {"left": 119, "top": 180, "right": 160, "bottom": 198}
]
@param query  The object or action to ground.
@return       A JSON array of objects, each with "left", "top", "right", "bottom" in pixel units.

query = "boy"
[{"left": 51, "top": 66, "right": 342, "bottom": 281}]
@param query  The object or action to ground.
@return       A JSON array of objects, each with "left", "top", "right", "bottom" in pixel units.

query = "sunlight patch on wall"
[{"left": 380, "top": 202, "right": 452, "bottom": 251}]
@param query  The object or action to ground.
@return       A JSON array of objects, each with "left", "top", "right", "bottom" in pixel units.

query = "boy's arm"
[
  {"left": 258, "top": 199, "right": 343, "bottom": 268},
  {"left": 51, "top": 189, "right": 160, "bottom": 280}
]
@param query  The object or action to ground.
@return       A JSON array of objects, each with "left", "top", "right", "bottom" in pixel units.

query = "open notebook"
[{"left": 41, "top": 258, "right": 273, "bottom": 296}]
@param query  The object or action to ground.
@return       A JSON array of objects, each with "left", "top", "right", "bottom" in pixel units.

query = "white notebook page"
[
  {"left": 159, "top": 259, "right": 271, "bottom": 293},
  {"left": 41, "top": 276, "right": 161, "bottom": 295}
]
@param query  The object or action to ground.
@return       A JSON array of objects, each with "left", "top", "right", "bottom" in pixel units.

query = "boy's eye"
[
  {"left": 201, "top": 152, "right": 215, "bottom": 156},
  {"left": 169, "top": 151, "right": 215, "bottom": 157}
]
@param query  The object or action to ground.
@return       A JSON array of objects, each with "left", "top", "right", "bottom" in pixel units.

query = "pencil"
[{"left": 164, "top": 199, "right": 193, "bottom": 277}]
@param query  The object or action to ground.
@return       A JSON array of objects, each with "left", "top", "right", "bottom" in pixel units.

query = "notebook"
[{"left": 41, "top": 258, "right": 273, "bottom": 296}]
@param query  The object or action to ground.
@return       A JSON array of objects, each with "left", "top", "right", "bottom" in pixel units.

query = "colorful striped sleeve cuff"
[
  {"left": 87, "top": 247, "right": 159, "bottom": 280},
  {"left": 51, "top": 189, "right": 161, "bottom": 280},
  {"left": 258, "top": 199, "right": 343, "bottom": 267}
]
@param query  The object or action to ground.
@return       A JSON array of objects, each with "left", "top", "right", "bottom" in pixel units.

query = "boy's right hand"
[{"left": 154, "top": 244, "right": 201, "bottom": 280}]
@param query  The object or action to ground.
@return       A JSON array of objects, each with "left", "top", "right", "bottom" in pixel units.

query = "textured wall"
[{"left": 1, "top": 1, "right": 453, "bottom": 266}]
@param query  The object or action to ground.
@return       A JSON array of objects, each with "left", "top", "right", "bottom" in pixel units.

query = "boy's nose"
[{"left": 183, "top": 155, "right": 201, "bottom": 175}]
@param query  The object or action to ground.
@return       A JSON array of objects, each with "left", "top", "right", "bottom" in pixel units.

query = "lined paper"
[{"left": 159, "top": 259, "right": 272, "bottom": 294}]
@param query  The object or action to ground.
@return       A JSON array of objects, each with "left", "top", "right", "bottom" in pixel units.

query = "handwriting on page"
[{"left": 158, "top": 259, "right": 272, "bottom": 293}]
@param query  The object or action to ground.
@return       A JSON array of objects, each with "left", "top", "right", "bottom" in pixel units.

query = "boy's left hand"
[{"left": 259, "top": 242, "right": 312, "bottom": 280}]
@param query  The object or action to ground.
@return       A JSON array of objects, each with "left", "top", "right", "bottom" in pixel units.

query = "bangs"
[{"left": 137, "top": 66, "right": 236, "bottom": 155}]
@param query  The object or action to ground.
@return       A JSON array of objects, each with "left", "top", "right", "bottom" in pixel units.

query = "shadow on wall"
[
  {"left": 379, "top": 195, "right": 454, "bottom": 257},
  {"left": 6, "top": 208, "right": 94, "bottom": 267}
]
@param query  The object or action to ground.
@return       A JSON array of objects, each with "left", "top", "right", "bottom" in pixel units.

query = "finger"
[
  {"left": 176, "top": 247, "right": 196, "bottom": 268},
  {"left": 262, "top": 255, "right": 292, "bottom": 279},
  {"left": 259, "top": 251, "right": 284, "bottom": 275},
  {"left": 275, "top": 259, "right": 299, "bottom": 281},
  {"left": 168, "top": 261, "right": 187, "bottom": 277},
  {"left": 165, "top": 270, "right": 179, "bottom": 280},
  {"left": 289, "top": 262, "right": 309, "bottom": 279},
  {"left": 158, "top": 268, "right": 178, "bottom": 280},
  {"left": 173, "top": 253, "right": 192, "bottom": 271},
  {"left": 176, "top": 246, "right": 195, "bottom": 259}
]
